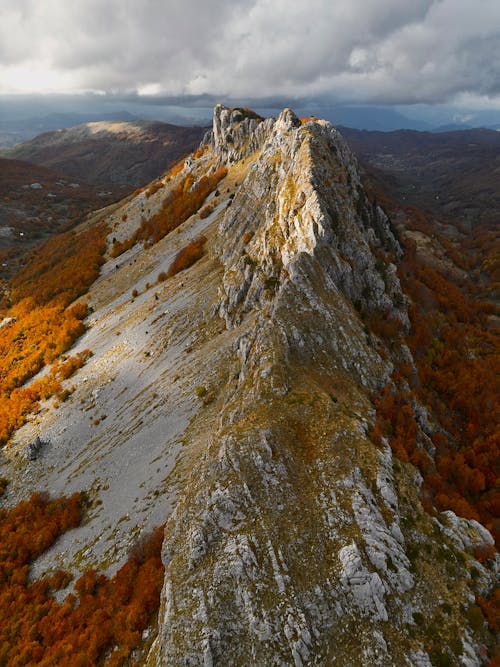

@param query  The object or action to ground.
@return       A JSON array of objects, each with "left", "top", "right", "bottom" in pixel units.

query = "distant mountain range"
[
  {"left": 0, "top": 110, "right": 141, "bottom": 148},
  {"left": 319, "top": 106, "right": 431, "bottom": 131},
  {"left": 1, "top": 99, "right": 500, "bottom": 149},
  {"left": 340, "top": 126, "right": 500, "bottom": 232},
  {"left": 1, "top": 120, "right": 206, "bottom": 187}
]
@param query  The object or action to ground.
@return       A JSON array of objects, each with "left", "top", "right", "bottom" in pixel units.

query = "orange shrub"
[
  {"left": 199, "top": 202, "right": 215, "bottom": 219},
  {"left": 145, "top": 181, "right": 164, "bottom": 198},
  {"left": 110, "top": 236, "right": 136, "bottom": 258},
  {"left": 169, "top": 160, "right": 185, "bottom": 178},
  {"left": 167, "top": 236, "right": 207, "bottom": 278},
  {"left": 193, "top": 145, "right": 207, "bottom": 159},
  {"left": 52, "top": 350, "right": 93, "bottom": 381}
]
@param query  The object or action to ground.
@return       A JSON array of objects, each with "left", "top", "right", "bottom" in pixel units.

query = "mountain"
[
  {"left": 337, "top": 126, "right": 500, "bottom": 305},
  {"left": 432, "top": 123, "right": 474, "bottom": 132},
  {"left": 0, "top": 110, "right": 142, "bottom": 148},
  {"left": 339, "top": 126, "right": 500, "bottom": 231},
  {"left": 0, "top": 157, "right": 124, "bottom": 279},
  {"left": 0, "top": 106, "right": 497, "bottom": 665},
  {"left": 1, "top": 120, "right": 207, "bottom": 187}
]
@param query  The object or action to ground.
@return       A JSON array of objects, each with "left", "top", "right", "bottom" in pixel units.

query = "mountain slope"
[
  {"left": 0, "top": 106, "right": 497, "bottom": 665},
  {"left": 1, "top": 120, "right": 207, "bottom": 187},
  {"left": 0, "top": 157, "right": 122, "bottom": 278},
  {"left": 339, "top": 126, "right": 500, "bottom": 231},
  {"left": 151, "top": 107, "right": 496, "bottom": 666}
]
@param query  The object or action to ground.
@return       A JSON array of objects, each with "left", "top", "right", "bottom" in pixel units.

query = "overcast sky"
[{"left": 1, "top": 0, "right": 500, "bottom": 108}]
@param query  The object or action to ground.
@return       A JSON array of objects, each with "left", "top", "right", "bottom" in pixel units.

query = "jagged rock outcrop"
[
  {"left": 209, "top": 104, "right": 274, "bottom": 163},
  {"left": 149, "top": 108, "right": 495, "bottom": 666},
  {"left": 216, "top": 107, "right": 405, "bottom": 335}
]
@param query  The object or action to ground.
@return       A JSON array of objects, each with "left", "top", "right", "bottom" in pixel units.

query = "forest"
[
  {"left": 0, "top": 489, "right": 164, "bottom": 666},
  {"left": 369, "top": 206, "right": 499, "bottom": 643}
]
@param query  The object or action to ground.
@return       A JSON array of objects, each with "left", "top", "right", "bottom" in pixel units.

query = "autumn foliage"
[
  {"left": 0, "top": 490, "right": 164, "bottom": 666},
  {"left": 192, "top": 145, "right": 207, "bottom": 159},
  {"left": 9, "top": 224, "right": 107, "bottom": 307},
  {"left": 111, "top": 166, "right": 226, "bottom": 257},
  {"left": 370, "top": 235, "right": 499, "bottom": 548},
  {"left": 0, "top": 224, "right": 107, "bottom": 445},
  {"left": 167, "top": 236, "right": 207, "bottom": 278},
  {"left": 144, "top": 180, "right": 164, "bottom": 199}
]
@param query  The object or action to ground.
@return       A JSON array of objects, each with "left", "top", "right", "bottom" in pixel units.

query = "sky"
[{"left": 1, "top": 0, "right": 500, "bottom": 113}]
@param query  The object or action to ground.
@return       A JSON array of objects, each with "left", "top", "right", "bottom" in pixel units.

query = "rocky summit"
[{"left": 0, "top": 105, "right": 497, "bottom": 666}]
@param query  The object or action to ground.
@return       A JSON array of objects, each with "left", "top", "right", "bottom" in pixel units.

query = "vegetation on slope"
[
  {"left": 167, "top": 235, "right": 207, "bottom": 278},
  {"left": 368, "top": 204, "right": 499, "bottom": 650},
  {"left": 0, "top": 490, "right": 164, "bottom": 666},
  {"left": 111, "top": 165, "right": 226, "bottom": 257},
  {"left": 370, "top": 220, "right": 499, "bottom": 542},
  {"left": 0, "top": 223, "right": 107, "bottom": 445}
]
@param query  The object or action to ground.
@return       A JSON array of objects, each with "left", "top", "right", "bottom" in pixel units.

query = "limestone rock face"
[
  {"left": 150, "top": 108, "right": 495, "bottom": 666},
  {"left": 210, "top": 104, "right": 274, "bottom": 163},
  {"left": 216, "top": 107, "right": 405, "bottom": 338}
]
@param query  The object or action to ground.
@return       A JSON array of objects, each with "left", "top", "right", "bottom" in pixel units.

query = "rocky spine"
[{"left": 149, "top": 107, "right": 495, "bottom": 666}]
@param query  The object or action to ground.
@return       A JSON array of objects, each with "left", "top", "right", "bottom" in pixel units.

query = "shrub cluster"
[
  {"left": 111, "top": 166, "right": 226, "bottom": 258},
  {"left": 167, "top": 236, "right": 207, "bottom": 278},
  {"left": 0, "top": 225, "right": 107, "bottom": 445}
]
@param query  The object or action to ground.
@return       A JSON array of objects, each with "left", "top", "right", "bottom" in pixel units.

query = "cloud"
[{"left": 1, "top": 0, "right": 499, "bottom": 105}]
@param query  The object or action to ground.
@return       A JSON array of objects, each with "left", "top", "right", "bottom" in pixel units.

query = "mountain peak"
[{"left": 211, "top": 103, "right": 268, "bottom": 162}]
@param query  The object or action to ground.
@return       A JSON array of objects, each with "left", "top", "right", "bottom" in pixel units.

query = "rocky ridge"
[
  {"left": 0, "top": 105, "right": 496, "bottom": 666},
  {"left": 149, "top": 107, "right": 496, "bottom": 665}
]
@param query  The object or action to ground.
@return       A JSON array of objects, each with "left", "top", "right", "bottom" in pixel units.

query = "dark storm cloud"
[{"left": 1, "top": 0, "right": 499, "bottom": 105}]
